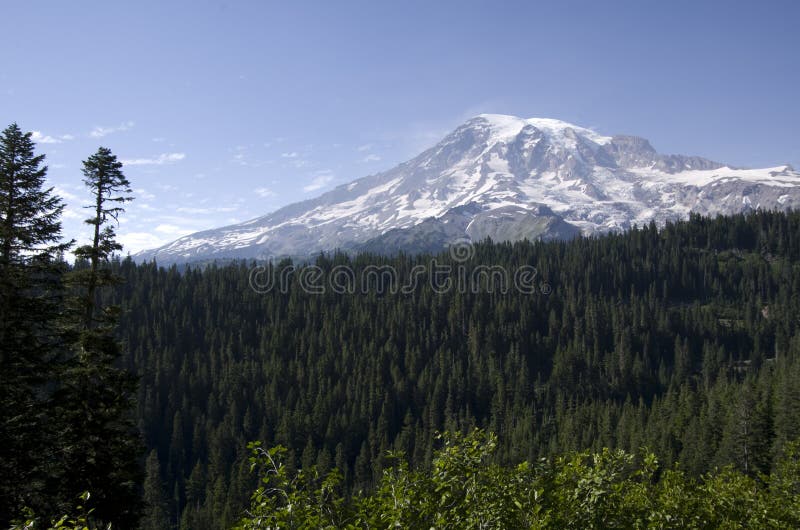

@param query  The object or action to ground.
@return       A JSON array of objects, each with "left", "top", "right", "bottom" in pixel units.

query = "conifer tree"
[
  {"left": 142, "top": 449, "right": 171, "bottom": 530},
  {"left": 0, "top": 123, "right": 70, "bottom": 524},
  {"left": 56, "top": 147, "right": 142, "bottom": 527}
]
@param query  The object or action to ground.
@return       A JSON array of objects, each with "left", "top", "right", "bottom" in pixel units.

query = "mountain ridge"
[{"left": 135, "top": 114, "right": 800, "bottom": 263}]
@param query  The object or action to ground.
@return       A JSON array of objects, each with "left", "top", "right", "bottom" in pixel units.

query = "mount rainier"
[{"left": 136, "top": 114, "right": 800, "bottom": 263}]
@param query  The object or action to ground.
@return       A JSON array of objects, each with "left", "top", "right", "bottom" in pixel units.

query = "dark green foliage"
[
  {"left": 0, "top": 124, "right": 70, "bottom": 524},
  {"left": 54, "top": 147, "right": 142, "bottom": 527},
  {"left": 1, "top": 133, "right": 145, "bottom": 526},
  {"left": 9, "top": 492, "right": 112, "bottom": 530},
  {"left": 0, "top": 123, "right": 69, "bottom": 264},
  {"left": 142, "top": 450, "right": 171, "bottom": 530},
  {"left": 106, "top": 209, "right": 800, "bottom": 528},
  {"left": 73, "top": 146, "right": 132, "bottom": 329}
]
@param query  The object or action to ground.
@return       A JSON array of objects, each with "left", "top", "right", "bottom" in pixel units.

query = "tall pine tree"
[
  {"left": 57, "top": 147, "right": 143, "bottom": 527},
  {"left": 0, "top": 123, "right": 70, "bottom": 524}
]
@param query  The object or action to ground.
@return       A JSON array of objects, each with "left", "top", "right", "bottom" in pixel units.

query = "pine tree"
[
  {"left": 0, "top": 123, "right": 70, "bottom": 524},
  {"left": 142, "top": 450, "right": 171, "bottom": 530},
  {"left": 56, "top": 147, "right": 143, "bottom": 527},
  {"left": 74, "top": 146, "right": 132, "bottom": 328}
]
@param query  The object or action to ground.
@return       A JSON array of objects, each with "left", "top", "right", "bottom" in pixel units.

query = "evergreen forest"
[{"left": 114, "top": 209, "right": 800, "bottom": 528}]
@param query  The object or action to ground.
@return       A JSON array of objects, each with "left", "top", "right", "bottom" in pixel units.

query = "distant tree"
[
  {"left": 0, "top": 123, "right": 70, "bottom": 524},
  {"left": 142, "top": 450, "right": 171, "bottom": 530}
]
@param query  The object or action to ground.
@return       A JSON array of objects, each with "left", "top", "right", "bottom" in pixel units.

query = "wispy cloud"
[
  {"left": 154, "top": 224, "right": 195, "bottom": 235},
  {"left": 118, "top": 231, "right": 183, "bottom": 254},
  {"left": 121, "top": 152, "right": 185, "bottom": 166},
  {"left": 52, "top": 185, "right": 80, "bottom": 202},
  {"left": 303, "top": 171, "right": 334, "bottom": 193},
  {"left": 361, "top": 154, "right": 382, "bottom": 163},
  {"left": 281, "top": 151, "right": 299, "bottom": 158},
  {"left": 135, "top": 188, "right": 156, "bottom": 200},
  {"left": 89, "top": 121, "right": 135, "bottom": 138},
  {"left": 32, "top": 131, "right": 74, "bottom": 144},
  {"left": 62, "top": 209, "right": 84, "bottom": 220},
  {"left": 255, "top": 187, "right": 275, "bottom": 198},
  {"left": 176, "top": 206, "right": 237, "bottom": 214},
  {"left": 230, "top": 145, "right": 272, "bottom": 168},
  {"left": 357, "top": 143, "right": 373, "bottom": 152}
]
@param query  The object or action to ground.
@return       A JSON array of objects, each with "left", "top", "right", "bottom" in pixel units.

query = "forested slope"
[{"left": 110, "top": 210, "right": 800, "bottom": 528}]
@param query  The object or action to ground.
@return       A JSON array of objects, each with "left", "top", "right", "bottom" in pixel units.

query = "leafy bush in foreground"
[{"left": 236, "top": 429, "right": 800, "bottom": 529}]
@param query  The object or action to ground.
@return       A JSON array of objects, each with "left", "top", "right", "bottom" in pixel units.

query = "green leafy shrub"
[{"left": 237, "top": 429, "right": 800, "bottom": 529}]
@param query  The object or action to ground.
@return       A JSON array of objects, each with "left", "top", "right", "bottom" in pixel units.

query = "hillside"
[{"left": 113, "top": 210, "right": 800, "bottom": 528}]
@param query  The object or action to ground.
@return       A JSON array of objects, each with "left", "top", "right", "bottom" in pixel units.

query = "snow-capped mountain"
[{"left": 136, "top": 114, "right": 800, "bottom": 263}]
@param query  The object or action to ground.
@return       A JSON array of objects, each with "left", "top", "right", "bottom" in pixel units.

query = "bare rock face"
[{"left": 136, "top": 114, "right": 800, "bottom": 264}]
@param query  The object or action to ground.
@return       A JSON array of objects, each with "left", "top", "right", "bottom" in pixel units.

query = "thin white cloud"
[
  {"left": 118, "top": 231, "right": 180, "bottom": 254},
  {"left": 176, "top": 206, "right": 237, "bottom": 214},
  {"left": 52, "top": 185, "right": 80, "bottom": 202},
  {"left": 32, "top": 131, "right": 74, "bottom": 144},
  {"left": 62, "top": 209, "right": 84, "bottom": 220},
  {"left": 152, "top": 137, "right": 166, "bottom": 142},
  {"left": 121, "top": 153, "right": 185, "bottom": 166},
  {"left": 231, "top": 146, "right": 272, "bottom": 168},
  {"left": 303, "top": 171, "right": 334, "bottom": 193},
  {"left": 357, "top": 143, "right": 373, "bottom": 152},
  {"left": 135, "top": 188, "right": 156, "bottom": 200},
  {"left": 281, "top": 151, "right": 299, "bottom": 158},
  {"left": 361, "top": 154, "right": 382, "bottom": 163},
  {"left": 255, "top": 187, "right": 275, "bottom": 198},
  {"left": 154, "top": 224, "right": 195, "bottom": 235},
  {"left": 89, "top": 121, "right": 135, "bottom": 138}
]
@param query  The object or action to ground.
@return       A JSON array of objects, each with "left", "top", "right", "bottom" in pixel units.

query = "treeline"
[{"left": 105, "top": 209, "right": 800, "bottom": 528}]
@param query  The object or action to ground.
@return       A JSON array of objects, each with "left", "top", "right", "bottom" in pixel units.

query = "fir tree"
[
  {"left": 56, "top": 147, "right": 142, "bottom": 527},
  {"left": 0, "top": 123, "right": 70, "bottom": 524},
  {"left": 142, "top": 449, "right": 171, "bottom": 530}
]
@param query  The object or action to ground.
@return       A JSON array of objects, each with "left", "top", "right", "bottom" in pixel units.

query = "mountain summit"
[{"left": 136, "top": 114, "right": 800, "bottom": 263}]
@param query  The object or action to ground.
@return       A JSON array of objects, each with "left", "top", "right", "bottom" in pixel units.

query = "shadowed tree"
[
  {"left": 56, "top": 147, "right": 143, "bottom": 527},
  {"left": 142, "top": 449, "right": 171, "bottom": 530},
  {"left": 0, "top": 123, "right": 70, "bottom": 524}
]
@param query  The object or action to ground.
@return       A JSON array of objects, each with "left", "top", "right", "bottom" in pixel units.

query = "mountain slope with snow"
[{"left": 136, "top": 114, "right": 800, "bottom": 263}]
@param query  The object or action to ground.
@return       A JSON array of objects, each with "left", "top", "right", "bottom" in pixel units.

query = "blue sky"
[{"left": 2, "top": 0, "right": 798, "bottom": 253}]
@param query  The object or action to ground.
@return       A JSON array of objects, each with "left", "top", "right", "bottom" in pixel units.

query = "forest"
[
  {"left": 2, "top": 122, "right": 800, "bottom": 528},
  {"left": 112, "top": 209, "right": 800, "bottom": 528}
]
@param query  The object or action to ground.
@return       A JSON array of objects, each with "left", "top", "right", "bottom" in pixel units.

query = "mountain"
[{"left": 136, "top": 114, "right": 800, "bottom": 263}]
